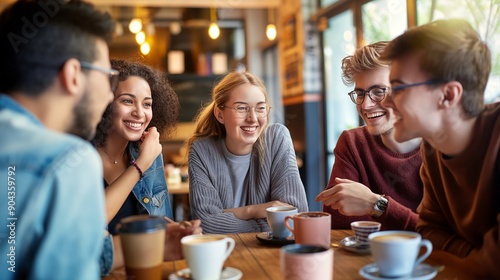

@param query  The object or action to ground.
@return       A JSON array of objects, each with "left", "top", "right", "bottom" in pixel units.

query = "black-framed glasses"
[
  {"left": 348, "top": 86, "right": 388, "bottom": 105},
  {"left": 221, "top": 104, "right": 271, "bottom": 119},
  {"left": 80, "top": 61, "right": 120, "bottom": 92},
  {"left": 390, "top": 80, "right": 445, "bottom": 95}
]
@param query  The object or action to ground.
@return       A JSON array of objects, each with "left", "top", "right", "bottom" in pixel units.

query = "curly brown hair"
[{"left": 92, "top": 59, "right": 179, "bottom": 147}]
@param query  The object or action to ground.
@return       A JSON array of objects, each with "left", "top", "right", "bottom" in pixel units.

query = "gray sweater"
[{"left": 188, "top": 123, "right": 309, "bottom": 233}]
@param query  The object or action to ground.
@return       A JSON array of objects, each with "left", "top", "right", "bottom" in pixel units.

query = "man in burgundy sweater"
[
  {"left": 315, "top": 41, "right": 423, "bottom": 230},
  {"left": 382, "top": 19, "right": 500, "bottom": 278}
]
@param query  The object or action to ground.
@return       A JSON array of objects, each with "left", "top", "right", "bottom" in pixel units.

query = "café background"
[{"left": 1, "top": 0, "right": 497, "bottom": 212}]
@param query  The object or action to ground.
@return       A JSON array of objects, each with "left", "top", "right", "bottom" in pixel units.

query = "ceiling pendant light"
[
  {"left": 208, "top": 5, "right": 220, "bottom": 39},
  {"left": 266, "top": 8, "right": 277, "bottom": 41}
]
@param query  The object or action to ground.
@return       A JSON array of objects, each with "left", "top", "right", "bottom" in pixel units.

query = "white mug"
[
  {"left": 266, "top": 206, "right": 298, "bottom": 238},
  {"left": 369, "top": 230, "right": 433, "bottom": 278},
  {"left": 181, "top": 234, "right": 235, "bottom": 280}
]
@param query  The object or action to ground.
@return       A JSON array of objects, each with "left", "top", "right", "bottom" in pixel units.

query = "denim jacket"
[
  {"left": 0, "top": 95, "right": 105, "bottom": 280},
  {"left": 128, "top": 142, "right": 173, "bottom": 219},
  {"left": 100, "top": 143, "right": 173, "bottom": 275}
]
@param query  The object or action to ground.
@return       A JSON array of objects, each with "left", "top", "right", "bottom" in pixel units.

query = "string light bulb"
[
  {"left": 266, "top": 9, "right": 277, "bottom": 41},
  {"left": 135, "top": 31, "right": 146, "bottom": 44},
  {"left": 129, "top": 18, "right": 142, "bottom": 34},
  {"left": 209, "top": 22, "right": 220, "bottom": 39},
  {"left": 208, "top": 5, "right": 220, "bottom": 39},
  {"left": 140, "top": 42, "right": 150, "bottom": 55}
]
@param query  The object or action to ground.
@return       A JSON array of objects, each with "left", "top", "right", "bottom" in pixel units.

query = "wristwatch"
[{"left": 371, "top": 195, "right": 388, "bottom": 218}]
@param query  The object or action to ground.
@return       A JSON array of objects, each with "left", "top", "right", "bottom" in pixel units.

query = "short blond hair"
[{"left": 341, "top": 41, "right": 390, "bottom": 86}]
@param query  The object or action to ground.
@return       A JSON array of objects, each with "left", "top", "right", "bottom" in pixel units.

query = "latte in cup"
[
  {"left": 182, "top": 237, "right": 223, "bottom": 244},
  {"left": 369, "top": 230, "right": 433, "bottom": 278},
  {"left": 371, "top": 233, "right": 414, "bottom": 242},
  {"left": 181, "top": 234, "right": 235, "bottom": 280}
]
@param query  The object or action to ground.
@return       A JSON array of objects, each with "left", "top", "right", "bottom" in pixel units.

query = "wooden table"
[
  {"left": 168, "top": 181, "right": 189, "bottom": 195},
  {"left": 103, "top": 230, "right": 476, "bottom": 279}
]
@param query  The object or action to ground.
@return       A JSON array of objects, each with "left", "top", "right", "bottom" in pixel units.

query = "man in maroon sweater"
[
  {"left": 382, "top": 19, "right": 500, "bottom": 278},
  {"left": 315, "top": 42, "right": 423, "bottom": 230}
]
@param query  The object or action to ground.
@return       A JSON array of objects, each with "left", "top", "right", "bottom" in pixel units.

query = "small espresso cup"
[
  {"left": 369, "top": 231, "right": 433, "bottom": 278},
  {"left": 284, "top": 212, "right": 331, "bottom": 248},
  {"left": 181, "top": 234, "right": 235, "bottom": 280},
  {"left": 266, "top": 206, "right": 298, "bottom": 239},
  {"left": 117, "top": 215, "right": 166, "bottom": 280},
  {"left": 350, "top": 221, "right": 381, "bottom": 246},
  {"left": 280, "top": 244, "right": 333, "bottom": 280}
]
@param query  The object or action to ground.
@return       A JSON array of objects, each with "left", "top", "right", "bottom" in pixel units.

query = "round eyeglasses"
[
  {"left": 221, "top": 104, "right": 271, "bottom": 119},
  {"left": 348, "top": 86, "right": 388, "bottom": 105}
]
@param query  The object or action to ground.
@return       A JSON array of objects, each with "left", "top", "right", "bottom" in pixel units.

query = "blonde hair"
[
  {"left": 186, "top": 70, "right": 270, "bottom": 161},
  {"left": 341, "top": 41, "right": 390, "bottom": 86}
]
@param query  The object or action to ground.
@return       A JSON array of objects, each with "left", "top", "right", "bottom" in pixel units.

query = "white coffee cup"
[
  {"left": 280, "top": 244, "right": 333, "bottom": 280},
  {"left": 266, "top": 206, "right": 298, "bottom": 238},
  {"left": 181, "top": 234, "right": 235, "bottom": 280},
  {"left": 369, "top": 230, "right": 433, "bottom": 278}
]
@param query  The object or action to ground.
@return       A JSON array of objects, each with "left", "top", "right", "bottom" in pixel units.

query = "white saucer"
[
  {"left": 339, "top": 236, "right": 371, "bottom": 254},
  {"left": 169, "top": 267, "right": 243, "bottom": 280},
  {"left": 359, "top": 263, "right": 437, "bottom": 280}
]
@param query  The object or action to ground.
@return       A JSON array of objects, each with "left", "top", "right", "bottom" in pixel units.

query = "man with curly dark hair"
[{"left": 92, "top": 59, "right": 201, "bottom": 274}]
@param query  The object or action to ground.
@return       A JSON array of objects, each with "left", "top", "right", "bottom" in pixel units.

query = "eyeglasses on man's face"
[
  {"left": 221, "top": 104, "right": 271, "bottom": 119},
  {"left": 389, "top": 80, "right": 445, "bottom": 96},
  {"left": 348, "top": 86, "right": 388, "bottom": 105},
  {"left": 79, "top": 61, "right": 120, "bottom": 92}
]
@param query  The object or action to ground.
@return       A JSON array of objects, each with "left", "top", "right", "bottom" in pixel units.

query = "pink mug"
[{"left": 284, "top": 212, "right": 331, "bottom": 248}]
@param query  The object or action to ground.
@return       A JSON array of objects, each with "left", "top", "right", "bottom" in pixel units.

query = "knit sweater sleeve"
[
  {"left": 188, "top": 139, "right": 267, "bottom": 234},
  {"left": 323, "top": 130, "right": 364, "bottom": 229},
  {"left": 323, "top": 128, "right": 420, "bottom": 230},
  {"left": 264, "top": 124, "right": 308, "bottom": 212}
]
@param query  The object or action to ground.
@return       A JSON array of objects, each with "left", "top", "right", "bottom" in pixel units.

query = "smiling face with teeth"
[
  {"left": 215, "top": 84, "right": 268, "bottom": 155},
  {"left": 354, "top": 67, "right": 395, "bottom": 136},
  {"left": 111, "top": 76, "right": 153, "bottom": 142}
]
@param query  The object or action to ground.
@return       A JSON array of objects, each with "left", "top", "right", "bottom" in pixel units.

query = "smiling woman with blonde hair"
[{"left": 187, "top": 69, "right": 308, "bottom": 234}]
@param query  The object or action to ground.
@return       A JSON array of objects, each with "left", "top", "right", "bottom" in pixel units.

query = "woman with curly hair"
[{"left": 94, "top": 59, "right": 201, "bottom": 274}]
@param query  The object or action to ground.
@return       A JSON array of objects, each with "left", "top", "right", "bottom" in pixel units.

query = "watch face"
[{"left": 376, "top": 198, "right": 388, "bottom": 210}]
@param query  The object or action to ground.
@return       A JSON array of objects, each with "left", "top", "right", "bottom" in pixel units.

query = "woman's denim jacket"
[
  {"left": 101, "top": 142, "right": 173, "bottom": 275},
  {"left": 128, "top": 142, "right": 173, "bottom": 218}
]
